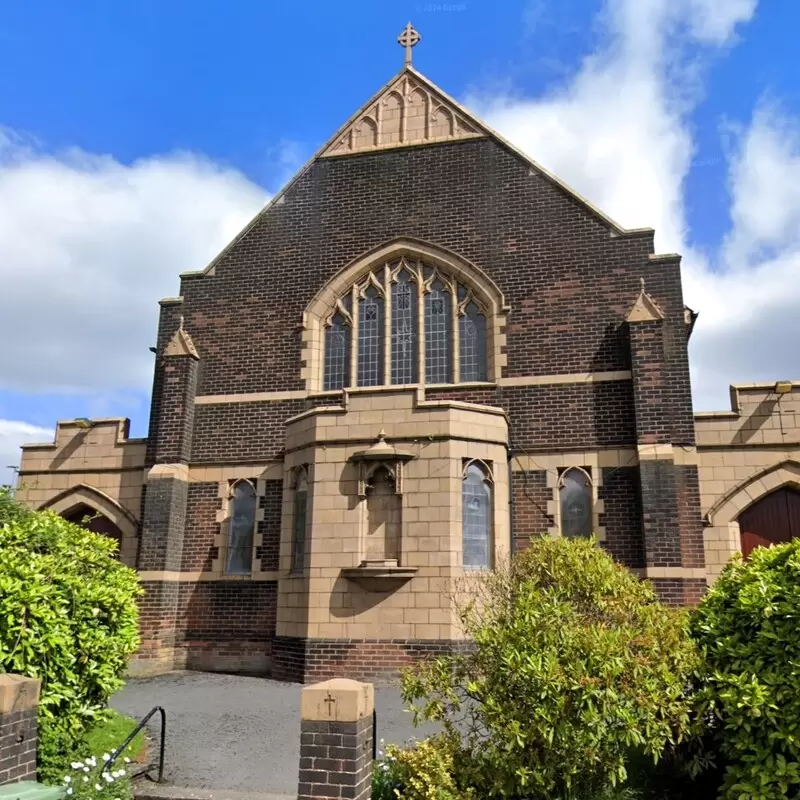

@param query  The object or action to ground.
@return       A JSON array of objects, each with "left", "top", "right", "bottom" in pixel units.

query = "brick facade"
[
  {"left": 0, "top": 675, "right": 40, "bottom": 785},
  {"left": 17, "top": 59, "right": 725, "bottom": 682}
]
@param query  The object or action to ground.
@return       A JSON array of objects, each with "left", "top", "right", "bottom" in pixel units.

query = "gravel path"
[{"left": 112, "top": 672, "right": 433, "bottom": 796}]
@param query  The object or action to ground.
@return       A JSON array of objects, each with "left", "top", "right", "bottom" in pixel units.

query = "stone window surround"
[
  {"left": 211, "top": 466, "right": 284, "bottom": 580},
  {"left": 300, "top": 239, "right": 509, "bottom": 394},
  {"left": 461, "top": 458, "right": 494, "bottom": 570},
  {"left": 289, "top": 464, "right": 311, "bottom": 575},
  {"left": 545, "top": 464, "right": 606, "bottom": 542}
]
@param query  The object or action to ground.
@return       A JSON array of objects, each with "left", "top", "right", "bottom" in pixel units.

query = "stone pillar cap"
[
  {"left": 0, "top": 674, "right": 41, "bottom": 714},
  {"left": 301, "top": 678, "right": 374, "bottom": 723}
]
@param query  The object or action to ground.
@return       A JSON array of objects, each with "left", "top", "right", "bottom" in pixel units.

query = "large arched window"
[
  {"left": 462, "top": 461, "right": 493, "bottom": 569},
  {"left": 226, "top": 480, "right": 257, "bottom": 575},
  {"left": 321, "top": 257, "right": 488, "bottom": 390},
  {"left": 558, "top": 468, "right": 593, "bottom": 539}
]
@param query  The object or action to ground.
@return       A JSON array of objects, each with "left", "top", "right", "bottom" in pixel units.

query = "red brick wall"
[
  {"left": 183, "top": 482, "right": 220, "bottom": 571},
  {"left": 599, "top": 466, "right": 644, "bottom": 569},
  {"left": 258, "top": 480, "right": 282, "bottom": 572},
  {"left": 170, "top": 139, "right": 666, "bottom": 399},
  {"left": 511, "top": 470, "right": 552, "bottom": 549}
]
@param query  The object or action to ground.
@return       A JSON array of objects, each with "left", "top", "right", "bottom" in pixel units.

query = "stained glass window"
[
  {"left": 323, "top": 312, "right": 350, "bottom": 391},
  {"left": 226, "top": 481, "right": 256, "bottom": 575},
  {"left": 559, "top": 468, "right": 593, "bottom": 538},
  {"left": 322, "top": 261, "right": 491, "bottom": 390},
  {"left": 425, "top": 279, "right": 452, "bottom": 384},
  {"left": 459, "top": 302, "right": 487, "bottom": 382},
  {"left": 391, "top": 270, "right": 418, "bottom": 385},
  {"left": 291, "top": 468, "right": 308, "bottom": 572},
  {"left": 462, "top": 462, "right": 492, "bottom": 569},
  {"left": 357, "top": 285, "right": 384, "bottom": 387}
]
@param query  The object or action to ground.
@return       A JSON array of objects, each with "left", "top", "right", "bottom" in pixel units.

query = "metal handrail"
[{"left": 103, "top": 706, "right": 166, "bottom": 784}]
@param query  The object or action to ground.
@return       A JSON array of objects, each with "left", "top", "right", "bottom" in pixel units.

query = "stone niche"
[
  {"left": 276, "top": 388, "right": 510, "bottom": 644},
  {"left": 344, "top": 431, "right": 418, "bottom": 591}
]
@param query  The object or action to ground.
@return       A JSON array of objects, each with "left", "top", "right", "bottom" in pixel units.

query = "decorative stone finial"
[
  {"left": 377, "top": 429, "right": 387, "bottom": 442},
  {"left": 398, "top": 22, "right": 420, "bottom": 66},
  {"left": 640, "top": 277, "right": 646, "bottom": 291}
]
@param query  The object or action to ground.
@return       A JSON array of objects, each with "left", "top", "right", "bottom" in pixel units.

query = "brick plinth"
[
  {"left": 273, "top": 637, "right": 471, "bottom": 684},
  {"left": 0, "top": 674, "right": 40, "bottom": 785},
  {"left": 649, "top": 577, "right": 707, "bottom": 607},
  {"left": 298, "top": 679, "right": 374, "bottom": 800}
]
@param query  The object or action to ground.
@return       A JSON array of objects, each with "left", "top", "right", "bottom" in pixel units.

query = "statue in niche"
[{"left": 364, "top": 464, "right": 401, "bottom": 564}]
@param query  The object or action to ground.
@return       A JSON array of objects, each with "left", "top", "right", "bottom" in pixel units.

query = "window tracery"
[{"left": 322, "top": 257, "right": 488, "bottom": 390}]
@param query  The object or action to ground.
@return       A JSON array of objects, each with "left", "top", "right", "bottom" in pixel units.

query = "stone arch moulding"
[
  {"left": 706, "top": 459, "right": 800, "bottom": 527},
  {"left": 300, "top": 237, "right": 510, "bottom": 393},
  {"left": 40, "top": 484, "right": 139, "bottom": 542}
]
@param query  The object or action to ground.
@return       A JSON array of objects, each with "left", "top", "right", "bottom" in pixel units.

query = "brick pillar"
[
  {"left": 626, "top": 282, "right": 706, "bottom": 605},
  {"left": 134, "top": 315, "right": 200, "bottom": 674},
  {"left": 0, "top": 675, "right": 41, "bottom": 784},
  {"left": 297, "top": 679, "right": 374, "bottom": 800}
]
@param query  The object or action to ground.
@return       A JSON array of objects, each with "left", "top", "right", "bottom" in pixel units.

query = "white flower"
[
  {"left": 83, "top": 777, "right": 89, "bottom": 783},
  {"left": 71, "top": 762, "right": 83, "bottom": 769},
  {"left": 83, "top": 767, "right": 90, "bottom": 773},
  {"left": 101, "top": 753, "right": 110, "bottom": 761},
  {"left": 104, "top": 773, "right": 113, "bottom": 783},
  {"left": 95, "top": 783, "right": 103, "bottom": 791},
  {"left": 114, "top": 770, "right": 124, "bottom": 778},
  {"left": 123, "top": 757, "right": 130, "bottom": 764},
  {"left": 63, "top": 776, "right": 71, "bottom": 784},
  {"left": 66, "top": 789, "right": 73, "bottom": 796}
]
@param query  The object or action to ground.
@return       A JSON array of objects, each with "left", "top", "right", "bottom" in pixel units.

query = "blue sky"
[{"left": 1, "top": 0, "right": 800, "bottom": 484}]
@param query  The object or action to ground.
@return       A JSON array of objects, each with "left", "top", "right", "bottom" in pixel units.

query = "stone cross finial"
[
  {"left": 398, "top": 22, "right": 420, "bottom": 65},
  {"left": 640, "top": 277, "right": 646, "bottom": 291}
]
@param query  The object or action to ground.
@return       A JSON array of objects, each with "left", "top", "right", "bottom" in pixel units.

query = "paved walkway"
[{"left": 112, "top": 672, "right": 433, "bottom": 797}]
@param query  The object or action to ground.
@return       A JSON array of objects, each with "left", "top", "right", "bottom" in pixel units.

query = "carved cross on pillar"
[
  {"left": 398, "top": 22, "right": 420, "bottom": 65},
  {"left": 323, "top": 693, "right": 337, "bottom": 717}
]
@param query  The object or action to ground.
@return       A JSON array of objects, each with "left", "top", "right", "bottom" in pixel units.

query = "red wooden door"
[{"left": 738, "top": 487, "right": 800, "bottom": 558}]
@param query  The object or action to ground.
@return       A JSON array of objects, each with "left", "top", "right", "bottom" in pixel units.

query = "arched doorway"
[
  {"left": 63, "top": 503, "right": 123, "bottom": 555},
  {"left": 738, "top": 487, "right": 800, "bottom": 558}
]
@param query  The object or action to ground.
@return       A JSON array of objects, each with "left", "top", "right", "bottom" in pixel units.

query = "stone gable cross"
[{"left": 398, "top": 22, "right": 420, "bottom": 66}]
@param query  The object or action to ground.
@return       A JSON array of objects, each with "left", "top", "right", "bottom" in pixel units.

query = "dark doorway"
[
  {"left": 738, "top": 487, "right": 800, "bottom": 558},
  {"left": 63, "top": 504, "right": 123, "bottom": 555}
]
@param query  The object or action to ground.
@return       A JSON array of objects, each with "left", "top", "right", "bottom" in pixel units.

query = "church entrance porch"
[{"left": 738, "top": 487, "right": 800, "bottom": 558}]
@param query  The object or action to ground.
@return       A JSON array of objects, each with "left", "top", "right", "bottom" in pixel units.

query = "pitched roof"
[{"left": 181, "top": 64, "right": 655, "bottom": 280}]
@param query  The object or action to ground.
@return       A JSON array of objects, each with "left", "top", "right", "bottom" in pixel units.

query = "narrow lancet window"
[
  {"left": 459, "top": 302, "right": 487, "bottom": 382},
  {"left": 391, "top": 270, "right": 418, "bottom": 385},
  {"left": 425, "top": 279, "right": 452, "bottom": 384},
  {"left": 357, "top": 285, "right": 385, "bottom": 387},
  {"left": 462, "top": 462, "right": 492, "bottom": 569},
  {"left": 323, "top": 312, "right": 350, "bottom": 391},
  {"left": 559, "top": 468, "right": 593, "bottom": 538},
  {"left": 291, "top": 468, "right": 309, "bottom": 572},
  {"left": 226, "top": 481, "right": 257, "bottom": 575}
]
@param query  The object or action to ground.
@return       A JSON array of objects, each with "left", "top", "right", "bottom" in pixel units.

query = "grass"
[{"left": 85, "top": 709, "right": 147, "bottom": 763}]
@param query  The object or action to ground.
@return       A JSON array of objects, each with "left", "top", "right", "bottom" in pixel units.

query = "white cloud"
[
  {"left": 466, "top": 0, "right": 800, "bottom": 411},
  {"left": 0, "top": 133, "right": 268, "bottom": 396},
  {"left": 0, "top": 419, "right": 53, "bottom": 488}
]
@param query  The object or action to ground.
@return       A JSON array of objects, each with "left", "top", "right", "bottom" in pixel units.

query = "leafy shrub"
[
  {"left": 691, "top": 541, "right": 800, "bottom": 799},
  {"left": 0, "top": 488, "right": 142, "bottom": 783},
  {"left": 373, "top": 735, "right": 477, "bottom": 800},
  {"left": 401, "top": 537, "right": 701, "bottom": 800}
]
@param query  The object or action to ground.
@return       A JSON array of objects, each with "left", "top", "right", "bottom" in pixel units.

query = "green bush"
[
  {"left": 691, "top": 541, "right": 800, "bottom": 799},
  {"left": 0, "top": 488, "right": 142, "bottom": 783},
  {"left": 373, "top": 735, "right": 477, "bottom": 800},
  {"left": 401, "top": 537, "right": 701, "bottom": 800}
]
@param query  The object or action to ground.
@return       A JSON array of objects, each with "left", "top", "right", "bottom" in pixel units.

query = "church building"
[{"left": 15, "top": 27, "right": 800, "bottom": 683}]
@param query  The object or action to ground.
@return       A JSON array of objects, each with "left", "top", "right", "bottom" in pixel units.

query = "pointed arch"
[
  {"left": 225, "top": 479, "right": 257, "bottom": 575},
  {"left": 462, "top": 459, "right": 493, "bottom": 569},
  {"left": 557, "top": 467, "right": 593, "bottom": 539},
  {"left": 41, "top": 484, "right": 138, "bottom": 541},
  {"left": 706, "top": 460, "right": 800, "bottom": 527},
  {"left": 301, "top": 237, "right": 509, "bottom": 393}
]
